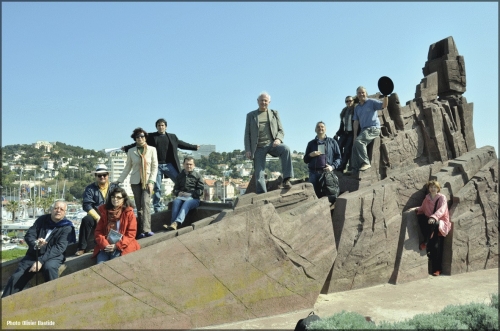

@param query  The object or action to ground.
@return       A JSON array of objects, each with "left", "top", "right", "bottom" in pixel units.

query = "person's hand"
[
  {"left": 428, "top": 217, "right": 438, "bottom": 224},
  {"left": 29, "top": 261, "right": 43, "bottom": 272},
  {"left": 324, "top": 165, "right": 333, "bottom": 172},
  {"left": 36, "top": 238, "right": 47, "bottom": 248},
  {"left": 408, "top": 207, "right": 418, "bottom": 212},
  {"left": 104, "top": 244, "right": 116, "bottom": 252},
  {"left": 309, "top": 151, "right": 321, "bottom": 157},
  {"left": 246, "top": 151, "right": 252, "bottom": 159},
  {"left": 95, "top": 215, "right": 101, "bottom": 223},
  {"left": 272, "top": 139, "right": 281, "bottom": 147},
  {"left": 148, "top": 183, "right": 154, "bottom": 194}
]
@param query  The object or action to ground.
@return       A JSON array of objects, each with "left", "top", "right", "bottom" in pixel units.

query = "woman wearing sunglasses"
[
  {"left": 93, "top": 187, "right": 140, "bottom": 263},
  {"left": 116, "top": 127, "right": 158, "bottom": 239}
]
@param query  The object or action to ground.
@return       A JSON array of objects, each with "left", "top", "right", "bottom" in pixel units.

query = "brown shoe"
[
  {"left": 166, "top": 222, "right": 178, "bottom": 231},
  {"left": 75, "top": 250, "right": 85, "bottom": 256},
  {"left": 282, "top": 178, "right": 292, "bottom": 189}
]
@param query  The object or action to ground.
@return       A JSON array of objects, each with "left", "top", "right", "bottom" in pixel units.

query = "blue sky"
[{"left": 2, "top": 2, "right": 498, "bottom": 156}]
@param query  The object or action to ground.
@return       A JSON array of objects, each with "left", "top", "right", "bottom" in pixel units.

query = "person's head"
[
  {"left": 315, "top": 121, "right": 326, "bottom": 136},
  {"left": 131, "top": 128, "right": 148, "bottom": 146},
  {"left": 183, "top": 156, "right": 195, "bottom": 173},
  {"left": 257, "top": 92, "right": 271, "bottom": 111},
  {"left": 93, "top": 164, "right": 109, "bottom": 185},
  {"left": 345, "top": 95, "right": 354, "bottom": 107},
  {"left": 105, "top": 187, "right": 133, "bottom": 210},
  {"left": 427, "top": 180, "right": 441, "bottom": 193},
  {"left": 356, "top": 86, "right": 367, "bottom": 104},
  {"left": 155, "top": 118, "right": 167, "bottom": 134},
  {"left": 51, "top": 200, "right": 67, "bottom": 222}
]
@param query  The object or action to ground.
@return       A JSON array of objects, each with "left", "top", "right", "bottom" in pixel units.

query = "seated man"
[
  {"left": 2, "top": 200, "right": 76, "bottom": 298},
  {"left": 163, "top": 157, "right": 204, "bottom": 231}
]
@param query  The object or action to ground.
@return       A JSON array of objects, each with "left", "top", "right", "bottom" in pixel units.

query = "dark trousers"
[
  {"left": 78, "top": 215, "right": 96, "bottom": 251},
  {"left": 337, "top": 132, "right": 353, "bottom": 170},
  {"left": 417, "top": 214, "right": 444, "bottom": 273},
  {"left": 2, "top": 255, "right": 63, "bottom": 298}
]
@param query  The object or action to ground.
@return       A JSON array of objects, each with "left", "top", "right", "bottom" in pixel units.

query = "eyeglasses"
[
  {"left": 135, "top": 135, "right": 145, "bottom": 139},
  {"left": 345, "top": 100, "right": 353, "bottom": 103},
  {"left": 111, "top": 196, "right": 124, "bottom": 200},
  {"left": 96, "top": 174, "right": 108, "bottom": 178}
]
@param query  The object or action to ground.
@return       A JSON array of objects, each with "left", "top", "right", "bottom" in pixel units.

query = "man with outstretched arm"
[
  {"left": 350, "top": 86, "right": 388, "bottom": 174},
  {"left": 123, "top": 118, "right": 199, "bottom": 213}
]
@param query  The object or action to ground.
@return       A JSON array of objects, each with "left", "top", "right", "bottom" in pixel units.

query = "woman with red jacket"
[{"left": 92, "top": 187, "right": 140, "bottom": 264}]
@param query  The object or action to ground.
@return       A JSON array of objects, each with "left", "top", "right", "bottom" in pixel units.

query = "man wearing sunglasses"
[{"left": 75, "top": 164, "right": 118, "bottom": 256}]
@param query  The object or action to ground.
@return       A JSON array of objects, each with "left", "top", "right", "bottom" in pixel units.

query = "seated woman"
[
  {"left": 303, "top": 121, "right": 342, "bottom": 199},
  {"left": 92, "top": 187, "right": 140, "bottom": 264},
  {"left": 409, "top": 180, "right": 452, "bottom": 276}
]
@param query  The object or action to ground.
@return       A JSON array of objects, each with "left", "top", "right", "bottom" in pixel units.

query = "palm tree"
[
  {"left": 5, "top": 200, "right": 20, "bottom": 222},
  {"left": 36, "top": 197, "right": 53, "bottom": 214}
]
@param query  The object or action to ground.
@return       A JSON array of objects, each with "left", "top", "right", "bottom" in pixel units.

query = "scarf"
[
  {"left": 46, "top": 217, "right": 77, "bottom": 244},
  {"left": 106, "top": 207, "right": 122, "bottom": 235},
  {"left": 137, "top": 145, "right": 149, "bottom": 190}
]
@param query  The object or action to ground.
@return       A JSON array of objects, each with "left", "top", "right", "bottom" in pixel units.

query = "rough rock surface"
[
  {"left": 1, "top": 35, "right": 498, "bottom": 329},
  {"left": 1, "top": 192, "right": 335, "bottom": 329}
]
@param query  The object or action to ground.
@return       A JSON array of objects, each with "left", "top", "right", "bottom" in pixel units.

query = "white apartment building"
[
  {"left": 192, "top": 145, "right": 216, "bottom": 159},
  {"left": 105, "top": 149, "right": 133, "bottom": 198},
  {"left": 105, "top": 148, "right": 175, "bottom": 201}
]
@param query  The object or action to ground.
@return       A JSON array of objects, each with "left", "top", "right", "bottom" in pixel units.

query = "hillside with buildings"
[{"left": 1, "top": 142, "right": 309, "bottom": 207}]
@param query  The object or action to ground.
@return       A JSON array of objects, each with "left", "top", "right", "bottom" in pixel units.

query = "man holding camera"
[{"left": 2, "top": 200, "right": 76, "bottom": 298}]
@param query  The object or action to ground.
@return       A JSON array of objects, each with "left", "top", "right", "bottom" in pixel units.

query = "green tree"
[
  {"left": 36, "top": 197, "right": 53, "bottom": 214},
  {"left": 5, "top": 201, "right": 20, "bottom": 222}
]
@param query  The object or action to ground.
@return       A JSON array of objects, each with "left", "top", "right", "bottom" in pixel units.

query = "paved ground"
[{"left": 201, "top": 268, "right": 498, "bottom": 329}]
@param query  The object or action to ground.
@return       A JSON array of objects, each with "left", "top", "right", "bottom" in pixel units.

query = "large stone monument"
[{"left": 1, "top": 36, "right": 497, "bottom": 329}]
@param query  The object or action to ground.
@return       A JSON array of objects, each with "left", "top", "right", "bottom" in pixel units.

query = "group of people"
[
  {"left": 244, "top": 87, "right": 386, "bottom": 198},
  {"left": 2, "top": 89, "right": 452, "bottom": 298}
]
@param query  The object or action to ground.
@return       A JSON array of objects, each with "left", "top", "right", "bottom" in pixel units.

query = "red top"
[{"left": 92, "top": 205, "right": 140, "bottom": 258}]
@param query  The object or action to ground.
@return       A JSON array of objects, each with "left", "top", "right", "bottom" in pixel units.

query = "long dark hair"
[{"left": 105, "top": 187, "right": 133, "bottom": 210}]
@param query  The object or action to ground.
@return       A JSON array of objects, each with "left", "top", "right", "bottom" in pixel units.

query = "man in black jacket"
[
  {"left": 123, "top": 118, "right": 199, "bottom": 213},
  {"left": 163, "top": 157, "right": 204, "bottom": 231},
  {"left": 75, "top": 164, "right": 117, "bottom": 256},
  {"left": 2, "top": 200, "right": 76, "bottom": 298}
]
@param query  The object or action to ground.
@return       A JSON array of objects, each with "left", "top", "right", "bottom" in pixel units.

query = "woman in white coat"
[{"left": 117, "top": 127, "right": 158, "bottom": 239}]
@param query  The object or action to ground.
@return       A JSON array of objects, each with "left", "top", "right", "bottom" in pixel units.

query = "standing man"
[
  {"left": 244, "top": 91, "right": 294, "bottom": 193},
  {"left": 123, "top": 118, "right": 199, "bottom": 213},
  {"left": 75, "top": 164, "right": 117, "bottom": 256},
  {"left": 2, "top": 200, "right": 76, "bottom": 298},
  {"left": 334, "top": 96, "right": 356, "bottom": 172},
  {"left": 351, "top": 86, "right": 388, "bottom": 173},
  {"left": 163, "top": 157, "right": 204, "bottom": 231}
]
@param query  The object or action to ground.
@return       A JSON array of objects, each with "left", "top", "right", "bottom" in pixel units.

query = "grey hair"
[
  {"left": 257, "top": 91, "right": 271, "bottom": 101},
  {"left": 356, "top": 86, "right": 367, "bottom": 94},
  {"left": 51, "top": 200, "right": 67, "bottom": 211},
  {"left": 316, "top": 121, "right": 326, "bottom": 128}
]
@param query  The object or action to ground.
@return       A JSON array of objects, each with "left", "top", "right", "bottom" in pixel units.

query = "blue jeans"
[
  {"left": 170, "top": 198, "right": 200, "bottom": 225},
  {"left": 308, "top": 170, "right": 324, "bottom": 198},
  {"left": 96, "top": 249, "right": 122, "bottom": 264},
  {"left": 253, "top": 143, "right": 294, "bottom": 194},
  {"left": 153, "top": 163, "right": 179, "bottom": 212}
]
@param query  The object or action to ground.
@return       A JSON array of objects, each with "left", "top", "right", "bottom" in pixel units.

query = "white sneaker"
[{"left": 359, "top": 164, "right": 371, "bottom": 171}]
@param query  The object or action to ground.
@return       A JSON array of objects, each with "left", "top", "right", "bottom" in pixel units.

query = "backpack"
[
  {"left": 318, "top": 171, "right": 339, "bottom": 199},
  {"left": 294, "top": 311, "right": 321, "bottom": 331}
]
